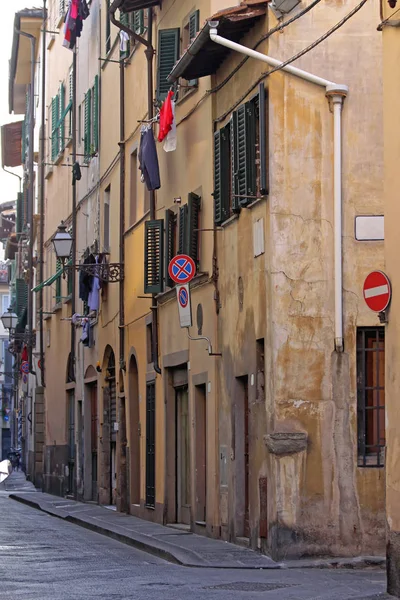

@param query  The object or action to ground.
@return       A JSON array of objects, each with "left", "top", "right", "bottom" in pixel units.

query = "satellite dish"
[{"left": 0, "top": 460, "right": 11, "bottom": 483}]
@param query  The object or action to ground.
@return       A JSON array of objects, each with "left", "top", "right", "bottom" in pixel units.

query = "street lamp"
[
  {"left": 52, "top": 221, "right": 73, "bottom": 266},
  {"left": 1, "top": 307, "right": 18, "bottom": 331}
]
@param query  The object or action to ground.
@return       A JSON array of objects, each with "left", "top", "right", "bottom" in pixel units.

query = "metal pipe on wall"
[
  {"left": 39, "top": 0, "right": 47, "bottom": 387},
  {"left": 70, "top": 48, "right": 77, "bottom": 381},
  {"left": 119, "top": 56, "right": 126, "bottom": 372}
]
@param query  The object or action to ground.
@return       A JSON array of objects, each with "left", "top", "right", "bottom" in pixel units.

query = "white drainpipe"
[{"left": 209, "top": 25, "right": 348, "bottom": 352}]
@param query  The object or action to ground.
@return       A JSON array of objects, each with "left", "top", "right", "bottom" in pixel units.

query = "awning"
[
  {"left": 118, "top": 0, "right": 160, "bottom": 12},
  {"left": 1, "top": 121, "right": 23, "bottom": 168},
  {"left": 168, "top": 1, "right": 267, "bottom": 83},
  {"left": 32, "top": 266, "right": 64, "bottom": 293}
]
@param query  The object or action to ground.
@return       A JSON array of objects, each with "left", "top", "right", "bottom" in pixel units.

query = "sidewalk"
[{"left": 7, "top": 473, "right": 385, "bottom": 571}]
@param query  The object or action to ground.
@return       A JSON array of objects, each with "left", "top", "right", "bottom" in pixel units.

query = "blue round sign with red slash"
[
  {"left": 21, "top": 361, "right": 29, "bottom": 375},
  {"left": 168, "top": 254, "right": 196, "bottom": 285},
  {"left": 178, "top": 286, "right": 189, "bottom": 308}
]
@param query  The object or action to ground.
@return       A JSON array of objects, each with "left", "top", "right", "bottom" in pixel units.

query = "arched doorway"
[{"left": 129, "top": 354, "right": 140, "bottom": 507}]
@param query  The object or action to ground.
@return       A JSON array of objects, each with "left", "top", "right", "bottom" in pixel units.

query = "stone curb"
[{"left": 9, "top": 494, "right": 385, "bottom": 571}]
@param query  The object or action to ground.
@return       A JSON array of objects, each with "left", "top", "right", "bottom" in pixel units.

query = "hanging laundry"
[
  {"left": 139, "top": 127, "right": 161, "bottom": 191},
  {"left": 163, "top": 99, "right": 177, "bottom": 152},
  {"left": 158, "top": 91, "right": 174, "bottom": 142},
  {"left": 120, "top": 31, "right": 130, "bottom": 54},
  {"left": 88, "top": 256, "right": 101, "bottom": 312},
  {"left": 21, "top": 345, "right": 28, "bottom": 363},
  {"left": 80, "top": 318, "right": 90, "bottom": 346},
  {"left": 79, "top": 254, "right": 95, "bottom": 302},
  {"left": 63, "top": 0, "right": 90, "bottom": 51}
]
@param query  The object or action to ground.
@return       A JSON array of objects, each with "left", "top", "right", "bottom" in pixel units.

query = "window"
[
  {"left": 144, "top": 194, "right": 200, "bottom": 294},
  {"left": 84, "top": 77, "right": 99, "bottom": 161},
  {"left": 106, "top": 0, "right": 111, "bottom": 54},
  {"left": 55, "top": 258, "right": 62, "bottom": 304},
  {"left": 146, "top": 381, "right": 156, "bottom": 507},
  {"left": 68, "top": 65, "right": 74, "bottom": 141},
  {"left": 78, "top": 103, "right": 82, "bottom": 147},
  {"left": 119, "top": 9, "right": 146, "bottom": 56},
  {"left": 2, "top": 294, "right": 9, "bottom": 315},
  {"left": 103, "top": 186, "right": 110, "bottom": 252},
  {"left": 59, "top": 0, "right": 66, "bottom": 19},
  {"left": 129, "top": 150, "right": 138, "bottom": 225},
  {"left": 51, "top": 82, "right": 72, "bottom": 161},
  {"left": 157, "top": 29, "right": 180, "bottom": 101},
  {"left": 357, "top": 327, "right": 385, "bottom": 467},
  {"left": 180, "top": 10, "right": 200, "bottom": 98},
  {"left": 213, "top": 83, "right": 267, "bottom": 225}
]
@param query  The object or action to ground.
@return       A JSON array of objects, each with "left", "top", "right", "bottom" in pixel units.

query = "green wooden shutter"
[
  {"left": 165, "top": 209, "right": 176, "bottom": 289},
  {"left": 120, "top": 12, "right": 130, "bottom": 55},
  {"left": 55, "top": 258, "right": 62, "bottom": 304},
  {"left": 51, "top": 95, "right": 59, "bottom": 161},
  {"left": 144, "top": 220, "right": 164, "bottom": 294},
  {"left": 16, "top": 192, "right": 23, "bottom": 234},
  {"left": 21, "top": 120, "right": 26, "bottom": 163},
  {"left": 233, "top": 102, "right": 257, "bottom": 208},
  {"left": 134, "top": 10, "right": 144, "bottom": 34},
  {"left": 187, "top": 193, "right": 201, "bottom": 267},
  {"left": 16, "top": 278, "right": 28, "bottom": 318},
  {"left": 93, "top": 76, "right": 99, "bottom": 152},
  {"left": 69, "top": 66, "right": 74, "bottom": 138},
  {"left": 157, "top": 29, "right": 180, "bottom": 101},
  {"left": 178, "top": 205, "right": 188, "bottom": 255},
  {"left": 59, "top": 83, "right": 65, "bottom": 153},
  {"left": 214, "top": 127, "right": 230, "bottom": 225},
  {"left": 231, "top": 111, "right": 241, "bottom": 213},
  {"left": 258, "top": 82, "right": 268, "bottom": 196},
  {"left": 187, "top": 11, "right": 200, "bottom": 87},
  {"left": 84, "top": 89, "right": 91, "bottom": 161},
  {"left": 106, "top": 0, "right": 111, "bottom": 53}
]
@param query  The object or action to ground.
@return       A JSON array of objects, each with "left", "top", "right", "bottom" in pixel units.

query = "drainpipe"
[
  {"left": 15, "top": 27, "right": 36, "bottom": 371},
  {"left": 39, "top": 0, "right": 47, "bottom": 387},
  {"left": 109, "top": 2, "right": 161, "bottom": 373},
  {"left": 209, "top": 26, "right": 347, "bottom": 352},
  {"left": 2, "top": 169, "right": 22, "bottom": 194},
  {"left": 119, "top": 54, "right": 126, "bottom": 373},
  {"left": 70, "top": 48, "right": 77, "bottom": 382}
]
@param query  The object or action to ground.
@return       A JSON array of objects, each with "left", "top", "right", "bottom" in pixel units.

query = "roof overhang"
[
  {"left": 168, "top": 1, "right": 267, "bottom": 83},
  {"left": 1, "top": 121, "right": 23, "bottom": 168},
  {"left": 118, "top": 0, "right": 161, "bottom": 12},
  {"left": 9, "top": 9, "right": 44, "bottom": 115}
]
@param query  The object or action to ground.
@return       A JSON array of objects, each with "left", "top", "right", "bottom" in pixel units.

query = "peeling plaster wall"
[{"left": 214, "top": 0, "right": 385, "bottom": 558}]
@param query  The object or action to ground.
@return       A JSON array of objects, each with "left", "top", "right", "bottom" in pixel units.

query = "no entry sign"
[
  {"left": 363, "top": 271, "right": 391, "bottom": 312},
  {"left": 168, "top": 254, "right": 196, "bottom": 285}
]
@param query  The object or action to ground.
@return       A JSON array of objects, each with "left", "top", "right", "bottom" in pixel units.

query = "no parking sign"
[{"left": 168, "top": 255, "right": 195, "bottom": 329}]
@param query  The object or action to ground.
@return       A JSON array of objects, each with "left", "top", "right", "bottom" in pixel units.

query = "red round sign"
[
  {"left": 168, "top": 254, "right": 196, "bottom": 285},
  {"left": 363, "top": 271, "right": 391, "bottom": 312}
]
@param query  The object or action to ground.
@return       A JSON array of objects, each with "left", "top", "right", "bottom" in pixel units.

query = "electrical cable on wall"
[{"left": 214, "top": 0, "right": 369, "bottom": 123}]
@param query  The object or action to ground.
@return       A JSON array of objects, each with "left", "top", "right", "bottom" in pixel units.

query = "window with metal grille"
[
  {"left": 357, "top": 327, "right": 385, "bottom": 467},
  {"left": 146, "top": 381, "right": 156, "bottom": 507},
  {"left": 213, "top": 83, "right": 268, "bottom": 226}
]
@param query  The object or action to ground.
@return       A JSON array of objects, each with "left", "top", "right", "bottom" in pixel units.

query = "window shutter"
[
  {"left": 165, "top": 209, "right": 176, "bottom": 289},
  {"left": 234, "top": 102, "right": 257, "bottom": 208},
  {"left": 214, "top": 128, "right": 230, "bottom": 225},
  {"left": 134, "top": 10, "right": 145, "bottom": 34},
  {"left": 55, "top": 258, "right": 62, "bottom": 304},
  {"left": 157, "top": 29, "right": 180, "bottom": 101},
  {"left": 21, "top": 120, "right": 26, "bottom": 163},
  {"left": 16, "top": 192, "right": 23, "bottom": 234},
  {"left": 59, "top": 0, "right": 65, "bottom": 18},
  {"left": 84, "top": 88, "right": 92, "bottom": 161},
  {"left": 231, "top": 111, "right": 241, "bottom": 213},
  {"left": 187, "top": 11, "right": 200, "bottom": 87},
  {"left": 144, "top": 220, "right": 164, "bottom": 294},
  {"left": 59, "top": 83, "right": 65, "bottom": 153},
  {"left": 188, "top": 193, "right": 201, "bottom": 268},
  {"left": 93, "top": 75, "right": 99, "bottom": 152},
  {"left": 16, "top": 278, "right": 28, "bottom": 318},
  {"left": 258, "top": 82, "right": 268, "bottom": 196},
  {"left": 51, "top": 95, "right": 59, "bottom": 161},
  {"left": 69, "top": 66, "right": 74, "bottom": 139},
  {"left": 178, "top": 205, "right": 188, "bottom": 255}
]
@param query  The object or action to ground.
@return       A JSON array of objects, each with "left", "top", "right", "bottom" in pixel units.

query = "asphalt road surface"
[{"left": 0, "top": 491, "right": 389, "bottom": 600}]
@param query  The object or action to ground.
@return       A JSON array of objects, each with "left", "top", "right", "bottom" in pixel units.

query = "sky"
[{"left": 0, "top": 2, "right": 39, "bottom": 205}]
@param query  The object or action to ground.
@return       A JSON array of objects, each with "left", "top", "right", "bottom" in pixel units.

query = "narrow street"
[{"left": 0, "top": 479, "right": 389, "bottom": 600}]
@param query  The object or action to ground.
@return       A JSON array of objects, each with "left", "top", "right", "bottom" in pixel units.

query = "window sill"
[
  {"left": 63, "top": 294, "right": 72, "bottom": 305},
  {"left": 176, "top": 85, "right": 198, "bottom": 106},
  {"left": 247, "top": 196, "right": 267, "bottom": 209},
  {"left": 52, "top": 302, "right": 62, "bottom": 313},
  {"left": 221, "top": 213, "right": 239, "bottom": 228},
  {"left": 45, "top": 166, "right": 53, "bottom": 180},
  {"left": 124, "top": 210, "right": 151, "bottom": 237}
]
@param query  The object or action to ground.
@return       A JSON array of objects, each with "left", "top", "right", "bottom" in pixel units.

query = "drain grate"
[{"left": 204, "top": 582, "right": 295, "bottom": 592}]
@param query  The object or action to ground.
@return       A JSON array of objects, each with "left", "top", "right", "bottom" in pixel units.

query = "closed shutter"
[
  {"left": 165, "top": 209, "right": 176, "bottom": 289},
  {"left": 134, "top": 10, "right": 144, "bottom": 34},
  {"left": 258, "top": 82, "right": 268, "bottom": 196},
  {"left": 16, "top": 192, "right": 23, "bottom": 234},
  {"left": 51, "top": 95, "right": 59, "bottom": 161},
  {"left": 93, "top": 75, "right": 99, "bottom": 152},
  {"left": 69, "top": 66, "right": 74, "bottom": 138},
  {"left": 231, "top": 111, "right": 241, "bottom": 213},
  {"left": 55, "top": 258, "right": 62, "bottom": 303},
  {"left": 120, "top": 12, "right": 130, "bottom": 55},
  {"left": 144, "top": 220, "right": 164, "bottom": 294},
  {"left": 145, "top": 381, "right": 156, "bottom": 507},
  {"left": 232, "top": 102, "right": 257, "bottom": 208},
  {"left": 59, "top": 83, "right": 65, "bottom": 154},
  {"left": 59, "top": 0, "right": 66, "bottom": 17},
  {"left": 178, "top": 205, "right": 188, "bottom": 255},
  {"left": 110, "top": 378, "right": 117, "bottom": 443},
  {"left": 187, "top": 193, "right": 201, "bottom": 267},
  {"left": 84, "top": 89, "right": 91, "bottom": 161},
  {"left": 157, "top": 29, "right": 180, "bottom": 101},
  {"left": 213, "top": 127, "right": 230, "bottom": 225},
  {"left": 188, "top": 11, "right": 200, "bottom": 88},
  {"left": 15, "top": 278, "right": 28, "bottom": 317},
  {"left": 21, "top": 120, "right": 26, "bottom": 163}
]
